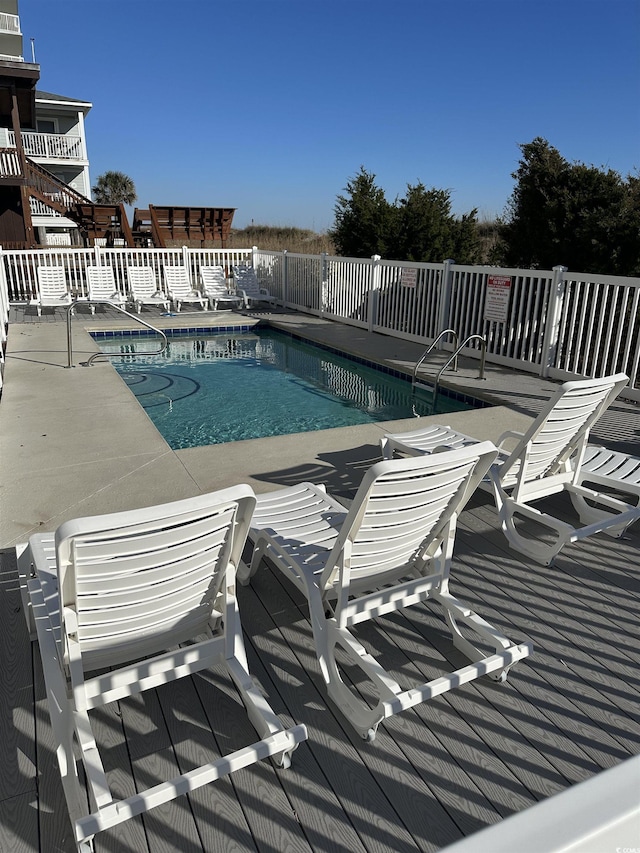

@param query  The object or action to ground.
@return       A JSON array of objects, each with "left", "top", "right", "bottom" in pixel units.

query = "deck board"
[{"left": 1, "top": 494, "right": 639, "bottom": 853}]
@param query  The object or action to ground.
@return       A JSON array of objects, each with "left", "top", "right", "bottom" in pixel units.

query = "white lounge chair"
[
  {"left": 381, "top": 374, "right": 640, "bottom": 565},
  {"left": 85, "top": 265, "right": 127, "bottom": 314},
  {"left": 570, "top": 444, "right": 640, "bottom": 528},
  {"left": 239, "top": 444, "right": 531, "bottom": 741},
  {"left": 200, "top": 265, "right": 243, "bottom": 310},
  {"left": 17, "top": 486, "right": 307, "bottom": 853},
  {"left": 232, "top": 265, "right": 276, "bottom": 308},
  {"left": 163, "top": 266, "right": 207, "bottom": 312},
  {"left": 127, "top": 265, "right": 170, "bottom": 313},
  {"left": 31, "top": 266, "right": 73, "bottom": 315}
]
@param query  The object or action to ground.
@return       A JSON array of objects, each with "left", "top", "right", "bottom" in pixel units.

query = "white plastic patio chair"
[
  {"left": 232, "top": 265, "right": 276, "bottom": 308},
  {"left": 163, "top": 266, "right": 207, "bottom": 312},
  {"left": 239, "top": 443, "right": 531, "bottom": 741},
  {"left": 17, "top": 486, "right": 307, "bottom": 853},
  {"left": 200, "top": 265, "right": 243, "bottom": 310},
  {"left": 85, "top": 265, "right": 127, "bottom": 314},
  {"left": 381, "top": 374, "right": 639, "bottom": 565},
  {"left": 31, "top": 266, "right": 73, "bottom": 315},
  {"left": 127, "top": 265, "right": 170, "bottom": 313}
]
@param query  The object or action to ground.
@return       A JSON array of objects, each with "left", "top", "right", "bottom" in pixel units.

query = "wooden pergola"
[{"left": 133, "top": 205, "right": 236, "bottom": 248}]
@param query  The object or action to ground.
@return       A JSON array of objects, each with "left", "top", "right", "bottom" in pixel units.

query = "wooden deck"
[{"left": 1, "top": 487, "right": 638, "bottom": 853}]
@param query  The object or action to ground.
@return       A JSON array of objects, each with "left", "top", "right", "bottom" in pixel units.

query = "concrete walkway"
[{"left": 1, "top": 305, "right": 637, "bottom": 548}]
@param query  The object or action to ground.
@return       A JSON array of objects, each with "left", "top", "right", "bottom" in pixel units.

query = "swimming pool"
[{"left": 97, "top": 328, "right": 477, "bottom": 448}]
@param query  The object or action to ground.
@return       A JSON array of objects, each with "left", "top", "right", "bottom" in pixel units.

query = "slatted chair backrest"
[
  {"left": 322, "top": 442, "right": 497, "bottom": 592},
  {"left": 37, "top": 266, "right": 68, "bottom": 299},
  {"left": 232, "top": 265, "right": 262, "bottom": 296},
  {"left": 54, "top": 485, "right": 256, "bottom": 673},
  {"left": 86, "top": 265, "right": 119, "bottom": 300},
  {"left": 127, "top": 265, "right": 159, "bottom": 298},
  {"left": 497, "top": 373, "right": 629, "bottom": 496},
  {"left": 163, "top": 266, "right": 193, "bottom": 296},
  {"left": 200, "top": 265, "right": 229, "bottom": 297}
]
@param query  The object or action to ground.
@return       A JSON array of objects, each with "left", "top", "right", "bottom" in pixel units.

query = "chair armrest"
[{"left": 496, "top": 430, "right": 524, "bottom": 449}]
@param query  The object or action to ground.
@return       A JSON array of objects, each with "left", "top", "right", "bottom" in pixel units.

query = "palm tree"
[{"left": 92, "top": 171, "right": 137, "bottom": 205}]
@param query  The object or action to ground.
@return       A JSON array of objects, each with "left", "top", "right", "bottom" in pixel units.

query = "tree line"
[{"left": 330, "top": 138, "right": 640, "bottom": 276}]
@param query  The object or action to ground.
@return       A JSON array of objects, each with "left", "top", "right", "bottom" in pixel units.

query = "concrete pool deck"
[{"left": 1, "top": 304, "right": 638, "bottom": 548}]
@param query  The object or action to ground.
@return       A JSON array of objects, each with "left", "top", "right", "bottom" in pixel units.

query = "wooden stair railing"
[
  {"left": 23, "top": 157, "right": 92, "bottom": 215},
  {"left": 0, "top": 151, "right": 135, "bottom": 247}
]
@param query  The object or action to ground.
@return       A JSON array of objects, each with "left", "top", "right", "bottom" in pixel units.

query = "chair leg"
[
  {"left": 488, "top": 475, "right": 573, "bottom": 565},
  {"left": 30, "top": 580, "right": 93, "bottom": 843},
  {"left": 568, "top": 486, "right": 638, "bottom": 537},
  {"left": 436, "top": 590, "right": 522, "bottom": 683},
  {"left": 224, "top": 589, "right": 305, "bottom": 768},
  {"left": 320, "top": 620, "right": 397, "bottom": 741}
]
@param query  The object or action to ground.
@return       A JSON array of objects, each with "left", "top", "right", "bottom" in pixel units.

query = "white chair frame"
[
  {"left": 200, "top": 265, "right": 243, "bottom": 310},
  {"left": 17, "top": 486, "right": 307, "bottom": 852},
  {"left": 163, "top": 266, "right": 208, "bottom": 312},
  {"left": 85, "top": 265, "right": 127, "bottom": 314},
  {"left": 31, "top": 266, "right": 73, "bottom": 315},
  {"left": 240, "top": 444, "right": 531, "bottom": 741},
  {"left": 381, "top": 374, "right": 639, "bottom": 565},
  {"left": 127, "top": 266, "right": 170, "bottom": 313}
]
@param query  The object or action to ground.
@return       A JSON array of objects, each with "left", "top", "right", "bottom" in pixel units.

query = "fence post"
[
  {"left": 437, "top": 259, "right": 455, "bottom": 347},
  {"left": 182, "top": 245, "right": 191, "bottom": 284},
  {"left": 282, "top": 250, "right": 288, "bottom": 306},
  {"left": 369, "top": 255, "right": 381, "bottom": 333},
  {"left": 0, "top": 245, "right": 8, "bottom": 343},
  {"left": 541, "top": 265, "right": 567, "bottom": 377},
  {"left": 320, "top": 252, "right": 328, "bottom": 315}
]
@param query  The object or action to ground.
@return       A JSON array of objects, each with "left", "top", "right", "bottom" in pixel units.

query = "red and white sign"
[{"left": 484, "top": 275, "right": 511, "bottom": 322}]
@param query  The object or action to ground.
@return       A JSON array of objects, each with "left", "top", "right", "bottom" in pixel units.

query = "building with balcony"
[
  {"left": 0, "top": 0, "right": 98, "bottom": 247},
  {"left": 0, "top": 88, "right": 93, "bottom": 245}
]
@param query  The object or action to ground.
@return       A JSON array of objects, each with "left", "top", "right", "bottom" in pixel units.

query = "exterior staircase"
[{"left": 0, "top": 147, "right": 134, "bottom": 247}]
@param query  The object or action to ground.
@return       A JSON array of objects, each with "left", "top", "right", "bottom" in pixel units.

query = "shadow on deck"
[{"left": 1, "top": 485, "right": 638, "bottom": 852}]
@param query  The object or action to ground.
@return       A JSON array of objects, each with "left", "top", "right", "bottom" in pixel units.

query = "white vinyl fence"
[{"left": 2, "top": 245, "right": 639, "bottom": 401}]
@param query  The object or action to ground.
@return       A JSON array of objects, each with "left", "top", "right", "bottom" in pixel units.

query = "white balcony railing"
[
  {"left": 7, "top": 130, "right": 84, "bottom": 160},
  {"left": 0, "top": 147, "right": 21, "bottom": 176},
  {"left": 0, "top": 12, "right": 20, "bottom": 34},
  {"left": 29, "top": 197, "right": 63, "bottom": 217}
]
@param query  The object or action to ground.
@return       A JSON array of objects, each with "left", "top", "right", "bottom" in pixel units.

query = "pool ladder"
[
  {"left": 412, "top": 329, "right": 486, "bottom": 411},
  {"left": 65, "top": 300, "right": 168, "bottom": 368}
]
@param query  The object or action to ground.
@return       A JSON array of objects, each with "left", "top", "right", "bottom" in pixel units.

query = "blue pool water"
[{"left": 98, "top": 329, "right": 476, "bottom": 449}]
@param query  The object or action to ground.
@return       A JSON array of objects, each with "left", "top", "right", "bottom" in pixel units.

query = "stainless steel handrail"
[
  {"left": 433, "top": 334, "right": 486, "bottom": 403},
  {"left": 65, "top": 300, "right": 168, "bottom": 368},
  {"left": 412, "top": 329, "right": 459, "bottom": 387}
]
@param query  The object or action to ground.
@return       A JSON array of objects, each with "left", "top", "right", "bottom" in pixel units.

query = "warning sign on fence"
[
  {"left": 484, "top": 275, "right": 512, "bottom": 322},
  {"left": 401, "top": 268, "right": 418, "bottom": 288}
]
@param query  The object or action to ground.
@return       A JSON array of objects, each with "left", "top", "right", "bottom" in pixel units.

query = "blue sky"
[{"left": 20, "top": 0, "right": 639, "bottom": 231}]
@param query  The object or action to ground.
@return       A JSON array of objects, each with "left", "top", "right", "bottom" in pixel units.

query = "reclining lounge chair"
[
  {"left": 31, "top": 266, "right": 73, "bottom": 315},
  {"left": 200, "top": 265, "right": 243, "bottom": 310},
  {"left": 381, "top": 374, "right": 639, "bottom": 565},
  {"left": 232, "top": 265, "right": 276, "bottom": 308},
  {"left": 85, "top": 265, "right": 127, "bottom": 313},
  {"left": 17, "top": 487, "right": 307, "bottom": 852},
  {"left": 163, "top": 266, "right": 208, "bottom": 312},
  {"left": 239, "top": 444, "right": 532, "bottom": 741},
  {"left": 127, "top": 265, "right": 170, "bottom": 313}
]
